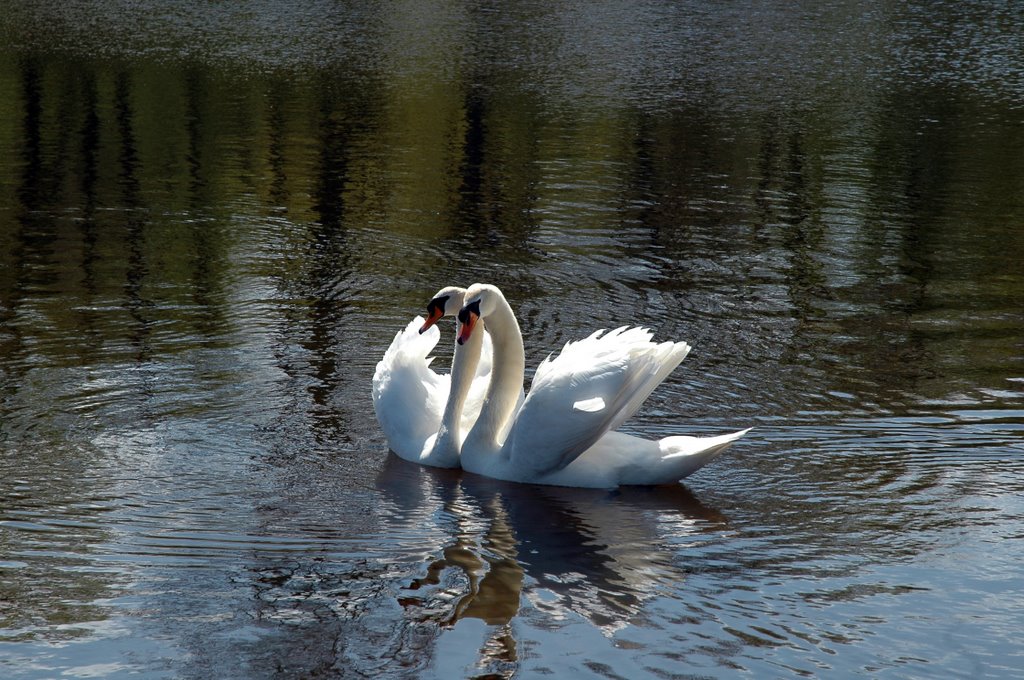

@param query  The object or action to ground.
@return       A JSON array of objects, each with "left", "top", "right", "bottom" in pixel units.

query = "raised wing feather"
[
  {"left": 372, "top": 317, "right": 449, "bottom": 458},
  {"left": 502, "top": 327, "right": 691, "bottom": 477}
]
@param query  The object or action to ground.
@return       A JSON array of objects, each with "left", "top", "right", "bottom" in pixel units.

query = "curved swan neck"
[
  {"left": 466, "top": 291, "right": 524, "bottom": 455},
  {"left": 430, "top": 318, "right": 484, "bottom": 464}
]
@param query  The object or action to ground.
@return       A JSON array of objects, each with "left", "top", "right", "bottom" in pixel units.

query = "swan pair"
[{"left": 372, "top": 284, "right": 749, "bottom": 488}]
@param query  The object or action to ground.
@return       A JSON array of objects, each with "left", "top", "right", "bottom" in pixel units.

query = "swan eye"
[
  {"left": 458, "top": 299, "right": 481, "bottom": 324},
  {"left": 426, "top": 295, "right": 449, "bottom": 317}
]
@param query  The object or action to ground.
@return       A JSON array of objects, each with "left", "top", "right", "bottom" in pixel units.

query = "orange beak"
[
  {"left": 419, "top": 306, "right": 444, "bottom": 334},
  {"left": 457, "top": 312, "right": 478, "bottom": 345}
]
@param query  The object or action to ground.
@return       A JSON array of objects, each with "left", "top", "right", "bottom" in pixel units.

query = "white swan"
[
  {"left": 454, "top": 283, "right": 749, "bottom": 488},
  {"left": 372, "top": 287, "right": 489, "bottom": 468}
]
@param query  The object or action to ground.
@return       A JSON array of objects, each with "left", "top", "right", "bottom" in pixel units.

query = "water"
[{"left": 1, "top": 1, "right": 1023, "bottom": 677}]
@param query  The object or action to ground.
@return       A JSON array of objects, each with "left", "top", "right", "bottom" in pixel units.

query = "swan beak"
[
  {"left": 419, "top": 308, "right": 444, "bottom": 334},
  {"left": 457, "top": 312, "right": 478, "bottom": 345}
]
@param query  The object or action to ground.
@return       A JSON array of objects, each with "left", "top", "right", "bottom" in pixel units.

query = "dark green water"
[{"left": 1, "top": 2, "right": 1023, "bottom": 678}]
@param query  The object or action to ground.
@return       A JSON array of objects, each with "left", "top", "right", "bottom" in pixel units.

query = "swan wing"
[
  {"left": 504, "top": 327, "right": 691, "bottom": 477},
  {"left": 372, "top": 316, "right": 449, "bottom": 459}
]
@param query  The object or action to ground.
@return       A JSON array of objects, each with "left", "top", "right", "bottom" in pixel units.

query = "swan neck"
[
  {"left": 431, "top": 319, "right": 483, "bottom": 463},
  {"left": 466, "top": 295, "right": 524, "bottom": 455}
]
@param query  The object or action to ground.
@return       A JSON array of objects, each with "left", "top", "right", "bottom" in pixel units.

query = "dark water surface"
[{"left": 2, "top": 2, "right": 1023, "bottom": 678}]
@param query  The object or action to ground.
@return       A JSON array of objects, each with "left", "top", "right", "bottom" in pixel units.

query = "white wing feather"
[
  {"left": 372, "top": 317, "right": 448, "bottom": 459},
  {"left": 502, "top": 327, "right": 691, "bottom": 477}
]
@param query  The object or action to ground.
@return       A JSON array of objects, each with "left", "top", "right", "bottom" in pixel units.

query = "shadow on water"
[
  {"left": 372, "top": 455, "right": 728, "bottom": 674},
  {"left": 182, "top": 67, "right": 232, "bottom": 342},
  {"left": 264, "top": 72, "right": 372, "bottom": 452},
  {"left": 117, "top": 70, "right": 155, "bottom": 367}
]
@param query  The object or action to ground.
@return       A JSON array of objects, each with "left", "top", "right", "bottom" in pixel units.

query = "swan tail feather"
[{"left": 655, "top": 428, "right": 751, "bottom": 481}]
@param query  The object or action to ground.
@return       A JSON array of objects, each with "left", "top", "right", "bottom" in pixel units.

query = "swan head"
[
  {"left": 456, "top": 283, "right": 502, "bottom": 345},
  {"left": 419, "top": 286, "right": 467, "bottom": 334}
]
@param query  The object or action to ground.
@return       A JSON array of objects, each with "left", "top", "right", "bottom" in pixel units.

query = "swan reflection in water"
[{"left": 376, "top": 454, "right": 728, "bottom": 662}]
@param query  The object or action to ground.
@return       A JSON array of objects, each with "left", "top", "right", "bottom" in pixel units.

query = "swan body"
[
  {"left": 455, "top": 283, "right": 749, "bottom": 488},
  {"left": 372, "top": 287, "right": 490, "bottom": 468}
]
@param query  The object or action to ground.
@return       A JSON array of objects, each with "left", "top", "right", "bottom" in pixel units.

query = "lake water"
[{"left": 2, "top": 1, "right": 1023, "bottom": 678}]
